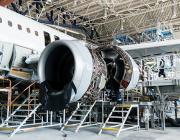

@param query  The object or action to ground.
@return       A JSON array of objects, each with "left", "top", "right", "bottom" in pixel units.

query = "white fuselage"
[{"left": 0, "top": 6, "right": 76, "bottom": 53}]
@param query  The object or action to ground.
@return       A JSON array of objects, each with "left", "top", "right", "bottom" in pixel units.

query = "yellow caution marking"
[
  {"left": 0, "top": 127, "right": 15, "bottom": 131},
  {"left": 102, "top": 127, "right": 119, "bottom": 131},
  {"left": 116, "top": 104, "right": 131, "bottom": 108}
]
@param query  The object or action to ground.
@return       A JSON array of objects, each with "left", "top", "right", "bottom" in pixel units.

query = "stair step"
[
  {"left": 73, "top": 114, "right": 85, "bottom": 117},
  {"left": 69, "top": 119, "right": 81, "bottom": 122},
  {"left": 113, "top": 110, "right": 128, "bottom": 113},
  {"left": 109, "top": 116, "right": 123, "bottom": 119},
  {"left": 106, "top": 122, "right": 122, "bottom": 124},
  {"left": 81, "top": 104, "right": 91, "bottom": 106},
  {"left": 12, "top": 115, "right": 28, "bottom": 118},
  {"left": 6, "top": 121, "right": 21, "bottom": 124},
  {"left": 28, "top": 99, "right": 38, "bottom": 101},
  {"left": 12, "top": 104, "right": 37, "bottom": 106},
  {"left": 77, "top": 110, "right": 88, "bottom": 112},
  {"left": 65, "top": 123, "right": 80, "bottom": 127},
  {"left": 116, "top": 104, "right": 131, "bottom": 108},
  {"left": 17, "top": 109, "right": 33, "bottom": 112},
  {"left": 80, "top": 105, "right": 91, "bottom": 107},
  {"left": 0, "top": 127, "right": 15, "bottom": 131},
  {"left": 102, "top": 127, "right": 119, "bottom": 131}
]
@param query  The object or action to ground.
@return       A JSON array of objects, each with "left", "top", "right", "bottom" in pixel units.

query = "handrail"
[
  {"left": 11, "top": 80, "right": 23, "bottom": 89},
  {"left": 11, "top": 81, "right": 36, "bottom": 104},
  {"left": 0, "top": 78, "right": 12, "bottom": 89}
]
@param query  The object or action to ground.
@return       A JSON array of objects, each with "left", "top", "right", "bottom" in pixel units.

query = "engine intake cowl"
[{"left": 38, "top": 41, "right": 106, "bottom": 111}]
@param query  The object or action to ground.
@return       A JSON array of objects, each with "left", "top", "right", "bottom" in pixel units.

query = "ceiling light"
[
  {"left": 103, "top": 8, "right": 108, "bottom": 19},
  {"left": 121, "top": 20, "right": 124, "bottom": 30},
  {"left": 161, "top": 7, "right": 164, "bottom": 13}
]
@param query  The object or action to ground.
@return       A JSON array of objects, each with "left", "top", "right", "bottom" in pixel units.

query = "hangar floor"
[{"left": 0, "top": 127, "right": 179, "bottom": 140}]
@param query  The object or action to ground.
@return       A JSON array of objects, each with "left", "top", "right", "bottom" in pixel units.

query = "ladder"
[
  {"left": 61, "top": 101, "right": 97, "bottom": 133},
  {"left": 0, "top": 92, "right": 41, "bottom": 137},
  {"left": 98, "top": 104, "right": 139, "bottom": 137}
]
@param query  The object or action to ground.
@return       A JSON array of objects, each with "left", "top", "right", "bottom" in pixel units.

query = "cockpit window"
[{"left": 44, "top": 31, "right": 51, "bottom": 46}]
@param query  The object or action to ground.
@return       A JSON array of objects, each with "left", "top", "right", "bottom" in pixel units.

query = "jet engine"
[{"left": 38, "top": 40, "right": 140, "bottom": 111}]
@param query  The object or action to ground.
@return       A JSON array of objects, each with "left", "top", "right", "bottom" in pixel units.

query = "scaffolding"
[
  {"left": 139, "top": 27, "right": 174, "bottom": 43},
  {"left": 98, "top": 104, "right": 139, "bottom": 137},
  {"left": 0, "top": 79, "right": 63, "bottom": 137},
  {"left": 60, "top": 89, "right": 113, "bottom": 133},
  {"left": 61, "top": 100, "right": 100, "bottom": 133},
  {"left": 114, "top": 34, "right": 136, "bottom": 45},
  {"left": 141, "top": 54, "right": 180, "bottom": 83},
  {"left": 59, "top": 88, "right": 141, "bottom": 137}
]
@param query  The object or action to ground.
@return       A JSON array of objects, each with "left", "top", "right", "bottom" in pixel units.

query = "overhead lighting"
[
  {"left": 74, "top": 0, "right": 84, "bottom": 6},
  {"left": 156, "top": 21, "right": 161, "bottom": 29},
  {"left": 73, "top": 0, "right": 78, "bottom": 6},
  {"left": 115, "top": 13, "right": 118, "bottom": 17},
  {"left": 172, "top": 7, "right": 177, "bottom": 18},
  {"left": 120, "top": 19, "right": 124, "bottom": 30},
  {"left": 156, "top": 0, "right": 160, "bottom": 5},
  {"left": 103, "top": 8, "right": 108, "bottom": 19},
  {"left": 172, "top": 13, "right": 177, "bottom": 18},
  {"left": 172, "top": 0, "right": 177, "bottom": 18},
  {"left": 83, "top": 22, "right": 86, "bottom": 26},
  {"left": 45, "top": 0, "right": 52, "bottom": 4},
  {"left": 161, "top": 7, "right": 164, "bottom": 13},
  {"left": 156, "top": 0, "right": 168, "bottom": 5}
]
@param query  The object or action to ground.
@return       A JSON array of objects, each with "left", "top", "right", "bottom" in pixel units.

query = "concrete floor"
[{"left": 0, "top": 127, "right": 180, "bottom": 140}]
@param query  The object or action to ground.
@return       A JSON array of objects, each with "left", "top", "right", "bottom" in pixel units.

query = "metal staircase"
[
  {"left": 98, "top": 104, "right": 139, "bottom": 137},
  {"left": 0, "top": 92, "right": 41, "bottom": 137},
  {"left": 61, "top": 100, "right": 98, "bottom": 133},
  {"left": 0, "top": 80, "right": 63, "bottom": 137}
]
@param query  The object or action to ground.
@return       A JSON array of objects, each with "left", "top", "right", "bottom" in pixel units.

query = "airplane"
[{"left": 0, "top": 6, "right": 140, "bottom": 111}]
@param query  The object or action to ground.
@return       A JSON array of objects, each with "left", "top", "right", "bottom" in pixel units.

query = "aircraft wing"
[{"left": 118, "top": 39, "right": 180, "bottom": 59}]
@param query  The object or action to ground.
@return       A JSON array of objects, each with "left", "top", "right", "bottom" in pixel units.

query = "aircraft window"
[
  {"left": 0, "top": 17, "right": 2, "bottom": 23},
  {"left": 35, "top": 31, "right": 39, "bottom": 36},
  {"left": 44, "top": 31, "right": 51, "bottom": 46},
  {"left": 8, "top": 21, "right": 12, "bottom": 27},
  {"left": 54, "top": 35, "right": 60, "bottom": 40},
  {"left": 27, "top": 28, "right": 30, "bottom": 33},
  {"left": 18, "top": 24, "right": 22, "bottom": 30}
]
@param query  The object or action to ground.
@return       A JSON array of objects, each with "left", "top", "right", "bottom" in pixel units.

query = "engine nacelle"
[
  {"left": 101, "top": 46, "right": 140, "bottom": 90},
  {"left": 38, "top": 41, "right": 140, "bottom": 111},
  {"left": 38, "top": 41, "right": 107, "bottom": 110}
]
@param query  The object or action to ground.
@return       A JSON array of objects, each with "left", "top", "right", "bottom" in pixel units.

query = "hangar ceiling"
[{"left": 7, "top": 0, "right": 180, "bottom": 46}]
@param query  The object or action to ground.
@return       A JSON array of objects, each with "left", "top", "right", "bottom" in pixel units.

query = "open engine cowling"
[
  {"left": 101, "top": 46, "right": 140, "bottom": 90},
  {"left": 38, "top": 41, "right": 106, "bottom": 110},
  {"left": 38, "top": 41, "right": 140, "bottom": 111}
]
